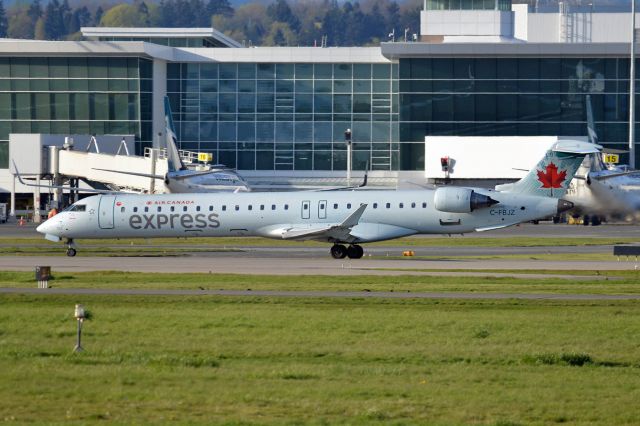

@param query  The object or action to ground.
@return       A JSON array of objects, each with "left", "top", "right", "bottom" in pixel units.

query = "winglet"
[{"left": 340, "top": 203, "right": 367, "bottom": 228}]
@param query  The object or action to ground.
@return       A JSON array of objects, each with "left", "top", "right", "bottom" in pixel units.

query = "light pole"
[
  {"left": 345, "top": 128, "right": 352, "bottom": 186},
  {"left": 630, "top": 0, "right": 637, "bottom": 169},
  {"left": 74, "top": 304, "right": 86, "bottom": 353}
]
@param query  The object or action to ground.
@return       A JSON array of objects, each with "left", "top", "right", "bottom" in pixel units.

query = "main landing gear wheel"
[
  {"left": 330, "top": 244, "right": 347, "bottom": 259},
  {"left": 347, "top": 245, "right": 364, "bottom": 259}
]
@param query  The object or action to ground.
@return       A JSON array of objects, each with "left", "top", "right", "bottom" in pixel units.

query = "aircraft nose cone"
[
  {"left": 557, "top": 199, "right": 574, "bottom": 214},
  {"left": 37, "top": 218, "right": 59, "bottom": 235},
  {"left": 36, "top": 221, "right": 49, "bottom": 234}
]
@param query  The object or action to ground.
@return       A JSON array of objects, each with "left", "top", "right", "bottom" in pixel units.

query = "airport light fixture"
[{"left": 73, "top": 304, "right": 86, "bottom": 353}]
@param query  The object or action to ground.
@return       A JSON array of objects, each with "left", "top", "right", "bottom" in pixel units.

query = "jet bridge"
[{"left": 6, "top": 134, "right": 168, "bottom": 221}]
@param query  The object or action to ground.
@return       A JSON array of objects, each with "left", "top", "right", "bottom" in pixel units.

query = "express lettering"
[
  {"left": 129, "top": 213, "right": 220, "bottom": 230},
  {"left": 489, "top": 209, "right": 516, "bottom": 216}
]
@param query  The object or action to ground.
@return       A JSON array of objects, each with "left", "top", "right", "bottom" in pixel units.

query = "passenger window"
[
  {"left": 284, "top": 204, "right": 289, "bottom": 210},
  {"left": 411, "top": 202, "right": 416, "bottom": 208},
  {"left": 347, "top": 203, "right": 351, "bottom": 209},
  {"left": 334, "top": 203, "right": 338, "bottom": 209},
  {"left": 183, "top": 206, "right": 188, "bottom": 212},
  {"left": 157, "top": 206, "right": 162, "bottom": 212},
  {"left": 144, "top": 207, "right": 149, "bottom": 213},
  {"left": 121, "top": 207, "right": 125, "bottom": 213},
  {"left": 422, "top": 202, "right": 427, "bottom": 208},
  {"left": 303, "top": 204, "right": 308, "bottom": 210},
  {"left": 373, "top": 203, "right": 377, "bottom": 209},
  {"left": 399, "top": 203, "right": 403, "bottom": 208},
  {"left": 69, "top": 204, "right": 86, "bottom": 212},
  {"left": 248, "top": 205, "right": 252, "bottom": 211},
  {"left": 209, "top": 206, "right": 213, "bottom": 211},
  {"left": 196, "top": 206, "right": 201, "bottom": 212},
  {"left": 133, "top": 207, "right": 138, "bottom": 213},
  {"left": 386, "top": 203, "right": 390, "bottom": 208},
  {"left": 320, "top": 203, "right": 325, "bottom": 209},
  {"left": 170, "top": 206, "right": 175, "bottom": 212},
  {"left": 222, "top": 205, "right": 227, "bottom": 211},
  {"left": 235, "top": 205, "right": 239, "bottom": 211},
  {"left": 260, "top": 205, "right": 265, "bottom": 210},
  {"left": 272, "top": 205, "right": 276, "bottom": 210}
]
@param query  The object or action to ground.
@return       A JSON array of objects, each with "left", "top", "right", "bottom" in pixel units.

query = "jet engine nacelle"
[{"left": 434, "top": 187, "right": 499, "bottom": 213}]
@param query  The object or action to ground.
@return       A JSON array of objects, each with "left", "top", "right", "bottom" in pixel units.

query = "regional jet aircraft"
[{"left": 36, "top": 140, "right": 598, "bottom": 258}]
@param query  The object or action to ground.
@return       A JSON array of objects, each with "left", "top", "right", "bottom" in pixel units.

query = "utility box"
[
  {"left": 0, "top": 203, "right": 6, "bottom": 223},
  {"left": 35, "top": 266, "right": 51, "bottom": 281}
]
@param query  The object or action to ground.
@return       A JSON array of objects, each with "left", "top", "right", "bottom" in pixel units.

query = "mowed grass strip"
[
  {"left": 0, "top": 294, "right": 638, "bottom": 424},
  {"left": 1, "top": 270, "right": 640, "bottom": 294}
]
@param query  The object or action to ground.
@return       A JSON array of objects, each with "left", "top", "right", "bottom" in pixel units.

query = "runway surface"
[
  {"left": 2, "top": 287, "right": 638, "bottom": 300},
  {"left": 0, "top": 254, "right": 636, "bottom": 276}
]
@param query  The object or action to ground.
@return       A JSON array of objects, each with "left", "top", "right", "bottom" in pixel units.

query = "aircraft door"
[
  {"left": 301, "top": 200, "right": 311, "bottom": 219},
  {"left": 98, "top": 194, "right": 116, "bottom": 229},
  {"left": 318, "top": 200, "right": 327, "bottom": 219}
]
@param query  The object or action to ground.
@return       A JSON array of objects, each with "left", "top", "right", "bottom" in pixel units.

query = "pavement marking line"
[{"left": 1, "top": 287, "right": 639, "bottom": 300}]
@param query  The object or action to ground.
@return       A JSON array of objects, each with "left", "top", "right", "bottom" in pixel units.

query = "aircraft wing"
[
  {"left": 280, "top": 204, "right": 367, "bottom": 241},
  {"left": 591, "top": 170, "right": 640, "bottom": 181},
  {"left": 92, "top": 168, "right": 164, "bottom": 180}
]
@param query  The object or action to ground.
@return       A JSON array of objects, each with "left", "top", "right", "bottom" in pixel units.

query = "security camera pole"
[
  {"left": 73, "top": 304, "right": 86, "bottom": 353},
  {"left": 345, "top": 128, "right": 352, "bottom": 186}
]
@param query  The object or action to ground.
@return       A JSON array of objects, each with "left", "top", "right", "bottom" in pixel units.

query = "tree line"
[{"left": 0, "top": 0, "right": 422, "bottom": 47}]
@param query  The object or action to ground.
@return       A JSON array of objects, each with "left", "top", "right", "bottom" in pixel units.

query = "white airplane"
[
  {"left": 95, "top": 97, "right": 250, "bottom": 194},
  {"left": 561, "top": 95, "right": 640, "bottom": 224},
  {"left": 566, "top": 154, "right": 640, "bottom": 224},
  {"left": 36, "top": 140, "right": 598, "bottom": 258}
]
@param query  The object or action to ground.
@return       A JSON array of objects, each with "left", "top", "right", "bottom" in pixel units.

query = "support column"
[
  {"left": 10, "top": 174, "right": 16, "bottom": 220},
  {"left": 33, "top": 174, "right": 41, "bottom": 224}
]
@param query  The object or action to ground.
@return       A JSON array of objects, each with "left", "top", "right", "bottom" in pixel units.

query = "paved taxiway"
[{"left": 0, "top": 254, "right": 636, "bottom": 277}]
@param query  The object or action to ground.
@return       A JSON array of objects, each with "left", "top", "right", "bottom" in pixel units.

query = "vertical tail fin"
[
  {"left": 164, "top": 96, "right": 186, "bottom": 172},
  {"left": 586, "top": 94, "right": 598, "bottom": 145},
  {"left": 497, "top": 140, "right": 600, "bottom": 198}
]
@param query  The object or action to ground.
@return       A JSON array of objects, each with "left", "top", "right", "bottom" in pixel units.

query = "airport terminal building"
[{"left": 1, "top": 0, "right": 639, "bottom": 196}]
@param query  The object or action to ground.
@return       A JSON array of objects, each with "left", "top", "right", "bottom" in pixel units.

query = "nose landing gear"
[
  {"left": 330, "top": 244, "right": 364, "bottom": 259},
  {"left": 65, "top": 239, "right": 76, "bottom": 257}
]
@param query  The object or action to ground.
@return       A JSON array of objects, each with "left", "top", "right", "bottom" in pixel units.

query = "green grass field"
[
  {"left": 1, "top": 270, "right": 640, "bottom": 294},
  {"left": 1, "top": 293, "right": 639, "bottom": 424}
]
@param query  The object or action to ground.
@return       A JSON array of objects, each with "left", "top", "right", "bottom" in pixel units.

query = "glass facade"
[
  {"left": 399, "top": 57, "right": 638, "bottom": 170},
  {"left": 166, "top": 62, "right": 399, "bottom": 171},
  {"left": 425, "top": 0, "right": 512, "bottom": 11},
  {"left": 0, "top": 57, "right": 153, "bottom": 168},
  {"left": 98, "top": 37, "right": 219, "bottom": 47}
]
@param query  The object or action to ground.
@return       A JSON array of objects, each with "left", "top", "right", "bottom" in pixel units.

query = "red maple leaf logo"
[{"left": 537, "top": 162, "right": 567, "bottom": 189}]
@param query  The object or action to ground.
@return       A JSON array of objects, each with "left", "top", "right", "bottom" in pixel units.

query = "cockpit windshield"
[{"left": 63, "top": 204, "right": 87, "bottom": 212}]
